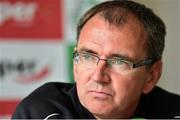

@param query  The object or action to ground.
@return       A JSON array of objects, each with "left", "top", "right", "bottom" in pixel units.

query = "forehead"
[{"left": 77, "top": 15, "right": 148, "bottom": 60}]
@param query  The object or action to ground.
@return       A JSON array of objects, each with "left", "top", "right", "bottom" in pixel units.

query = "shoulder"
[
  {"left": 145, "top": 86, "right": 180, "bottom": 106},
  {"left": 30, "top": 82, "right": 74, "bottom": 97},
  {"left": 24, "top": 82, "right": 75, "bottom": 105},
  {"left": 138, "top": 86, "right": 180, "bottom": 118},
  {"left": 12, "top": 82, "right": 75, "bottom": 119}
]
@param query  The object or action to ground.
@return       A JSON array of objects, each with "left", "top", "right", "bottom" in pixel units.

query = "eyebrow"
[
  {"left": 77, "top": 47, "right": 133, "bottom": 61},
  {"left": 78, "top": 48, "right": 97, "bottom": 54},
  {"left": 110, "top": 53, "right": 133, "bottom": 61}
]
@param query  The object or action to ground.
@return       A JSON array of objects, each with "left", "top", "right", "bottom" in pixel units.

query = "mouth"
[{"left": 88, "top": 90, "right": 113, "bottom": 100}]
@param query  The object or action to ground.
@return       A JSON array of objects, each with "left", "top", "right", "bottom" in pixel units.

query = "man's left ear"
[{"left": 143, "top": 60, "right": 162, "bottom": 94}]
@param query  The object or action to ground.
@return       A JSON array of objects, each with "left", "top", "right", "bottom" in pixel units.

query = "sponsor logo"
[
  {"left": 0, "top": 59, "right": 50, "bottom": 83},
  {"left": 0, "top": 1, "right": 37, "bottom": 26},
  {"left": 0, "top": 0, "right": 62, "bottom": 39}
]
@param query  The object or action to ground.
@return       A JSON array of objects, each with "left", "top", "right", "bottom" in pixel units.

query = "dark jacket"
[{"left": 12, "top": 82, "right": 180, "bottom": 119}]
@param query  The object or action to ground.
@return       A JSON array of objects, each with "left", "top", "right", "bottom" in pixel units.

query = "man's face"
[{"left": 74, "top": 15, "right": 159, "bottom": 118}]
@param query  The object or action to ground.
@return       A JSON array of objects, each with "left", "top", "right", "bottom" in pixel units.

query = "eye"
[
  {"left": 83, "top": 54, "right": 91, "bottom": 59},
  {"left": 81, "top": 53, "right": 95, "bottom": 61},
  {"left": 108, "top": 58, "right": 124, "bottom": 65},
  {"left": 107, "top": 58, "right": 128, "bottom": 68},
  {"left": 115, "top": 59, "right": 125, "bottom": 65}
]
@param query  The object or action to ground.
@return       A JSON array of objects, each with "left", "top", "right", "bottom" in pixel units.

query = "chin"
[{"left": 85, "top": 100, "right": 114, "bottom": 118}]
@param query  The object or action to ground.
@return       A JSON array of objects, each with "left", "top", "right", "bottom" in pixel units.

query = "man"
[{"left": 12, "top": 0, "right": 180, "bottom": 119}]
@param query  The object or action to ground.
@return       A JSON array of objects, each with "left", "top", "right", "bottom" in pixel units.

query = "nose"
[{"left": 91, "top": 60, "right": 110, "bottom": 83}]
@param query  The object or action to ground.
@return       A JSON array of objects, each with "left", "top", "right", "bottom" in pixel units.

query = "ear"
[
  {"left": 143, "top": 60, "right": 162, "bottom": 94},
  {"left": 73, "top": 62, "right": 78, "bottom": 82}
]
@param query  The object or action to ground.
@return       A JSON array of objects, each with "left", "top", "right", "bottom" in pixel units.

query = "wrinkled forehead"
[
  {"left": 77, "top": 14, "right": 148, "bottom": 60},
  {"left": 78, "top": 13, "right": 147, "bottom": 45}
]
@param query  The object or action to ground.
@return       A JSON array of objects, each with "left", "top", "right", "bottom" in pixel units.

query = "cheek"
[
  {"left": 114, "top": 70, "right": 148, "bottom": 89},
  {"left": 75, "top": 67, "right": 95, "bottom": 109},
  {"left": 112, "top": 72, "right": 147, "bottom": 104},
  {"left": 74, "top": 64, "right": 90, "bottom": 81},
  {"left": 76, "top": 66, "right": 92, "bottom": 82},
  {"left": 75, "top": 66, "right": 93, "bottom": 94}
]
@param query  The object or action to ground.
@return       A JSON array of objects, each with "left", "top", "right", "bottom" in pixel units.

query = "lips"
[
  {"left": 85, "top": 82, "right": 114, "bottom": 99},
  {"left": 88, "top": 90, "right": 113, "bottom": 100}
]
